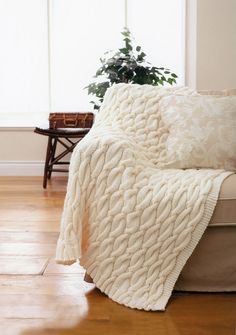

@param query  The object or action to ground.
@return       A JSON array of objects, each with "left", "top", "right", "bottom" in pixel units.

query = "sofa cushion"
[
  {"left": 159, "top": 95, "right": 236, "bottom": 170},
  {"left": 210, "top": 173, "right": 236, "bottom": 226},
  {"left": 175, "top": 226, "right": 236, "bottom": 291}
]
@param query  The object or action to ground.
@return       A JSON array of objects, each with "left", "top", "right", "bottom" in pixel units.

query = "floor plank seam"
[{"left": 41, "top": 258, "right": 51, "bottom": 276}]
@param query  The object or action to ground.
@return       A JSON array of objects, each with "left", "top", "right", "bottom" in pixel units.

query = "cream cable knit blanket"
[{"left": 56, "top": 84, "right": 231, "bottom": 311}]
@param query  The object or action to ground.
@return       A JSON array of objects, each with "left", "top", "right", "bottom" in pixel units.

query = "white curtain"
[{"left": 0, "top": 0, "right": 185, "bottom": 126}]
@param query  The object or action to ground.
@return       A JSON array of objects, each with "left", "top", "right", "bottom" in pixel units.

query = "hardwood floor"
[{"left": 0, "top": 176, "right": 235, "bottom": 335}]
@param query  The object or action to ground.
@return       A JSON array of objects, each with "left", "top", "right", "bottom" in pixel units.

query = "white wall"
[
  {"left": 186, "top": 0, "right": 236, "bottom": 90},
  {"left": 0, "top": 128, "right": 47, "bottom": 175},
  {"left": 1, "top": 0, "right": 236, "bottom": 175},
  {"left": 196, "top": 0, "right": 236, "bottom": 90},
  {"left": 0, "top": 128, "right": 70, "bottom": 175}
]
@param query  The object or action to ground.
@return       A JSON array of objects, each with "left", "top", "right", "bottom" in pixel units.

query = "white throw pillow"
[{"left": 159, "top": 95, "right": 236, "bottom": 170}]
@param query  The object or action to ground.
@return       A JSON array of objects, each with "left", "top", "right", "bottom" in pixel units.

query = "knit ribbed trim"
[{"left": 56, "top": 238, "right": 78, "bottom": 265}]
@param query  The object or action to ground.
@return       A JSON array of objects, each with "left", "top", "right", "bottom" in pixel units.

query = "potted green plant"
[{"left": 85, "top": 28, "right": 178, "bottom": 110}]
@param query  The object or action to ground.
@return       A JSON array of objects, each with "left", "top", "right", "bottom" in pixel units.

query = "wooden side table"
[{"left": 34, "top": 127, "right": 90, "bottom": 188}]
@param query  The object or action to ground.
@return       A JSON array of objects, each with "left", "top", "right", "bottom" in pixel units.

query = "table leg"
[
  {"left": 48, "top": 137, "right": 58, "bottom": 180},
  {"left": 43, "top": 136, "right": 53, "bottom": 189}
]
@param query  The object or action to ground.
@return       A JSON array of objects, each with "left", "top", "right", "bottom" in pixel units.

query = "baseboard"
[
  {"left": 0, "top": 161, "right": 68, "bottom": 176},
  {"left": 0, "top": 161, "right": 67, "bottom": 176},
  {"left": 0, "top": 161, "right": 44, "bottom": 176}
]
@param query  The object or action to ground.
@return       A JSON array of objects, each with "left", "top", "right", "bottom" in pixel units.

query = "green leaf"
[
  {"left": 95, "top": 69, "right": 103, "bottom": 76},
  {"left": 123, "top": 37, "right": 131, "bottom": 43},
  {"left": 86, "top": 28, "right": 178, "bottom": 110},
  {"left": 121, "top": 30, "right": 130, "bottom": 37},
  {"left": 119, "top": 47, "right": 129, "bottom": 55}
]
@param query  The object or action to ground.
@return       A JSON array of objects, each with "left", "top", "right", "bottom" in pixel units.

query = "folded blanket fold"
[{"left": 56, "top": 84, "right": 232, "bottom": 310}]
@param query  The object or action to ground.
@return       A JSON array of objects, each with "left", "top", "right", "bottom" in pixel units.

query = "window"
[
  {"left": 0, "top": 0, "right": 49, "bottom": 126},
  {"left": 51, "top": 0, "right": 124, "bottom": 112},
  {"left": 0, "top": 0, "right": 185, "bottom": 127}
]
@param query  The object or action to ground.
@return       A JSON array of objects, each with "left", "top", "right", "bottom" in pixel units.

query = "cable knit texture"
[{"left": 56, "top": 84, "right": 232, "bottom": 311}]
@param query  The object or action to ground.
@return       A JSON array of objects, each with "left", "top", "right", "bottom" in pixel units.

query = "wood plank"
[
  {"left": 0, "top": 231, "right": 58, "bottom": 244},
  {"left": 0, "top": 243, "right": 55, "bottom": 256},
  {"left": 0, "top": 176, "right": 235, "bottom": 335},
  {"left": 44, "top": 259, "right": 85, "bottom": 275},
  {"left": 0, "top": 275, "right": 93, "bottom": 295},
  {"left": 0, "top": 256, "right": 48, "bottom": 275},
  {"left": 0, "top": 221, "right": 60, "bottom": 232},
  {"left": 0, "top": 319, "right": 49, "bottom": 335},
  {"left": 0, "top": 293, "right": 88, "bottom": 319},
  {"left": 0, "top": 209, "right": 62, "bottom": 222},
  {"left": 0, "top": 200, "right": 64, "bottom": 209},
  {"left": 0, "top": 176, "right": 67, "bottom": 186},
  {"left": 12, "top": 293, "right": 236, "bottom": 335}
]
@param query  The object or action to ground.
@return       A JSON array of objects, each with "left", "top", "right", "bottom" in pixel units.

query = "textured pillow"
[{"left": 159, "top": 95, "right": 236, "bottom": 170}]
